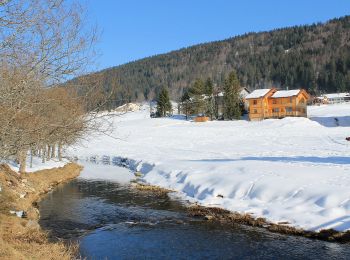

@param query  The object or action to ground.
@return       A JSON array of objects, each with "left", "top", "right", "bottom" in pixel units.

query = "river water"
[{"left": 39, "top": 163, "right": 350, "bottom": 259}]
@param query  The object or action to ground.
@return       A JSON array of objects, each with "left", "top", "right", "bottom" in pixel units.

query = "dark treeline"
[
  {"left": 75, "top": 16, "right": 350, "bottom": 107},
  {"left": 179, "top": 71, "right": 244, "bottom": 120}
]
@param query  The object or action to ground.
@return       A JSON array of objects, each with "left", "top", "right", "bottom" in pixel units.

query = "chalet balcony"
[{"left": 266, "top": 111, "right": 305, "bottom": 119}]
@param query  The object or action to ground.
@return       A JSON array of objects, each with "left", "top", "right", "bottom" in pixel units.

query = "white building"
[{"left": 319, "top": 93, "right": 350, "bottom": 104}]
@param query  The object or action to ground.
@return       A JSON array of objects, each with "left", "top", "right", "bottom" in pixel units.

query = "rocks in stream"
[{"left": 204, "top": 215, "right": 214, "bottom": 221}]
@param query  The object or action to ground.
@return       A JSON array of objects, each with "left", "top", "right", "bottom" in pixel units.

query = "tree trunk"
[
  {"left": 58, "top": 142, "right": 62, "bottom": 161},
  {"left": 42, "top": 148, "right": 46, "bottom": 163},
  {"left": 30, "top": 149, "right": 33, "bottom": 168},
  {"left": 51, "top": 144, "right": 56, "bottom": 158},
  {"left": 19, "top": 150, "right": 27, "bottom": 175},
  {"left": 46, "top": 145, "right": 51, "bottom": 160}
]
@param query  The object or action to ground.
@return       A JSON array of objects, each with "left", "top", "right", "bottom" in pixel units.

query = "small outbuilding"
[
  {"left": 194, "top": 116, "right": 210, "bottom": 122},
  {"left": 319, "top": 93, "right": 350, "bottom": 104}
]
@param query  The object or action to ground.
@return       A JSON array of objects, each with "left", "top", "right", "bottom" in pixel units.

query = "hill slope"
[{"left": 78, "top": 16, "right": 350, "bottom": 107}]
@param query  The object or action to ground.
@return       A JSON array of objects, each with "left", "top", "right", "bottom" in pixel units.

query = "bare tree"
[
  {"left": 0, "top": 0, "right": 98, "bottom": 83},
  {"left": 0, "top": 0, "right": 102, "bottom": 174}
]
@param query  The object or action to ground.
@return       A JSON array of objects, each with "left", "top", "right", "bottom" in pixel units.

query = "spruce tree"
[
  {"left": 181, "top": 90, "right": 191, "bottom": 120},
  {"left": 223, "top": 71, "right": 242, "bottom": 120},
  {"left": 188, "top": 79, "right": 206, "bottom": 115},
  {"left": 204, "top": 77, "right": 213, "bottom": 95},
  {"left": 156, "top": 87, "right": 172, "bottom": 117},
  {"left": 204, "top": 77, "right": 214, "bottom": 119},
  {"left": 189, "top": 79, "right": 204, "bottom": 96}
]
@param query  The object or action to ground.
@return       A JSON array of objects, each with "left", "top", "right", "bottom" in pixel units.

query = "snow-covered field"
[{"left": 68, "top": 103, "right": 350, "bottom": 232}]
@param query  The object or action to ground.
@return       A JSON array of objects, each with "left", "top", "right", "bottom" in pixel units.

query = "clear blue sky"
[{"left": 86, "top": 0, "right": 350, "bottom": 71}]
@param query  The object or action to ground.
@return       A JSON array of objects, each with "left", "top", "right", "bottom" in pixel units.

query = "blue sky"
[{"left": 86, "top": 0, "right": 350, "bottom": 71}]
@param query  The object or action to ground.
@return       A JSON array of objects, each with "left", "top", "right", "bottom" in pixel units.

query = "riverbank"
[
  {"left": 134, "top": 181, "right": 350, "bottom": 243},
  {"left": 187, "top": 205, "right": 350, "bottom": 243},
  {"left": 0, "top": 163, "right": 82, "bottom": 259}
]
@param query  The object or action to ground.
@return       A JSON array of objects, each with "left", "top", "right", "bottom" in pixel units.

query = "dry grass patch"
[
  {"left": 133, "top": 183, "right": 172, "bottom": 196},
  {"left": 0, "top": 163, "right": 82, "bottom": 259}
]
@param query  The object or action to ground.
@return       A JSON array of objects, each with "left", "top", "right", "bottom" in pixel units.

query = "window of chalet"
[
  {"left": 289, "top": 97, "right": 293, "bottom": 103},
  {"left": 253, "top": 100, "right": 257, "bottom": 105},
  {"left": 286, "top": 107, "right": 293, "bottom": 112},
  {"left": 300, "top": 98, "right": 305, "bottom": 104},
  {"left": 272, "top": 108, "right": 279, "bottom": 113},
  {"left": 273, "top": 99, "right": 277, "bottom": 104},
  {"left": 253, "top": 109, "right": 257, "bottom": 114}
]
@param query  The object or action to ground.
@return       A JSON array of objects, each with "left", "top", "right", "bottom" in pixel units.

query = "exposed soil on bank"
[
  {"left": 135, "top": 181, "right": 350, "bottom": 243},
  {"left": 0, "top": 163, "right": 82, "bottom": 260},
  {"left": 187, "top": 205, "right": 350, "bottom": 243}
]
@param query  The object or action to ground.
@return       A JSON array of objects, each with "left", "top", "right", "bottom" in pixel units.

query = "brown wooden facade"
[{"left": 247, "top": 89, "right": 310, "bottom": 121}]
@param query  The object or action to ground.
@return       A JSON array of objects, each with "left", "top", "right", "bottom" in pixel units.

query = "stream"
[{"left": 39, "top": 163, "right": 350, "bottom": 259}]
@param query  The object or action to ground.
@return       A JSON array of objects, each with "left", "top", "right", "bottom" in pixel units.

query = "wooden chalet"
[{"left": 246, "top": 88, "right": 310, "bottom": 121}]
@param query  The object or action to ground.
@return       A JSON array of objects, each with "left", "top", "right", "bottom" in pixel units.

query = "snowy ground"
[
  {"left": 68, "top": 103, "right": 350, "bottom": 232},
  {"left": 8, "top": 157, "right": 69, "bottom": 173},
  {"left": 78, "top": 161, "right": 134, "bottom": 184}
]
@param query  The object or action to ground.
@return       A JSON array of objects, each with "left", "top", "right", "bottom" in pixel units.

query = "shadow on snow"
[
  {"left": 309, "top": 116, "right": 350, "bottom": 127},
  {"left": 188, "top": 156, "right": 350, "bottom": 165},
  {"left": 311, "top": 215, "right": 350, "bottom": 231}
]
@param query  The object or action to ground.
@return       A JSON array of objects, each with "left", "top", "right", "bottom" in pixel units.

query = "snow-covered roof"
[
  {"left": 271, "top": 89, "right": 301, "bottom": 98},
  {"left": 240, "top": 88, "right": 250, "bottom": 97},
  {"left": 115, "top": 103, "right": 141, "bottom": 112},
  {"left": 245, "top": 89, "right": 271, "bottom": 99},
  {"left": 216, "top": 88, "right": 250, "bottom": 98},
  {"left": 323, "top": 93, "right": 350, "bottom": 99}
]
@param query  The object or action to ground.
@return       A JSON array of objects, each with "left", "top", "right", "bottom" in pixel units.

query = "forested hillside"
[{"left": 75, "top": 16, "right": 350, "bottom": 107}]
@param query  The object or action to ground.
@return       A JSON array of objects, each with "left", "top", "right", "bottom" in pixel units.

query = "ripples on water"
[{"left": 39, "top": 164, "right": 350, "bottom": 259}]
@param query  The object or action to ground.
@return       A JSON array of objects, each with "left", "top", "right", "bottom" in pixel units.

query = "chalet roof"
[
  {"left": 245, "top": 89, "right": 272, "bottom": 99},
  {"left": 240, "top": 87, "right": 250, "bottom": 93},
  {"left": 271, "top": 89, "right": 301, "bottom": 98}
]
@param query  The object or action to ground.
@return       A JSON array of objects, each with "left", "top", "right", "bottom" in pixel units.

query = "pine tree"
[
  {"left": 189, "top": 79, "right": 204, "bottom": 96},
  {"left": 204, "top": 77, "right": 213, "bottom": 95},
  {"left": 204, "top": 77, "right": 215, "bottom": 119},
  {"left": 156, "top": 87, "right": 172, "bottom": 117},
  {"left": 180, "top": 90, "right": 191, "bottom": 120},
  {"left": 223, "top": 71, "right": 242, "bottom": 120},
  {"left": 188, "top": 79, "right": 206, "bottom": 115}
]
